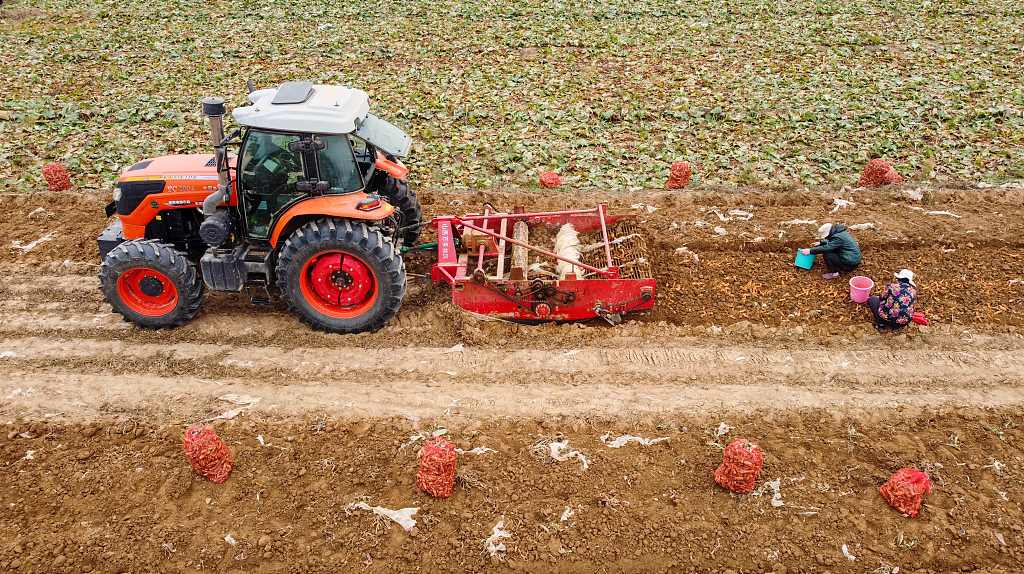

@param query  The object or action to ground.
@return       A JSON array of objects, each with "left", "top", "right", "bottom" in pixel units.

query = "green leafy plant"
[{"left": 2, "top": 0, "right": 1022, "bottom": 191}]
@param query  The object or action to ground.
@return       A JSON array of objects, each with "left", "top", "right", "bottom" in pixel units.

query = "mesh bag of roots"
[
  {"left": 42, "top": 163, "right": 72, "bottom": 191},
  {"left": 183, "top": 426, "right": 233, "bottom": 483},
  {"left": 879, "top": 468, "right": 932, "bottom": 517},
  {"left": 713, "top": 438, "right": 763, "bottom": 493},
  {"left": 416, "top": 437, "right": 457, "bottom": 498}
]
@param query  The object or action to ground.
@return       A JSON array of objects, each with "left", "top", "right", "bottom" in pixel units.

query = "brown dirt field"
[{"left": 2, "top": 185, "right": 1024, "bottom": 574}]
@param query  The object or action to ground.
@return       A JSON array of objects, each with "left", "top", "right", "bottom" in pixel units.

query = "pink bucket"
[{"left": 849, "top": 276, "right": 874, "bottom": 304}]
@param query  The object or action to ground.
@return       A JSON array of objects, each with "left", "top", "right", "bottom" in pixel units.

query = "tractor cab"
[
  {"left": 230, "top": 82, "right": 414, "bottom": 242},
  {"left": 235, "top": 130, "right": 367, "bottom": 239},
  {"left": 97, "top": 82, "right": 422, "bottom": 335}
]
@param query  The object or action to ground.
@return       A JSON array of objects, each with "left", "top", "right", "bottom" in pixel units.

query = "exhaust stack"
[{"left": 201, "top": 97, "right": 230, "bottom": 216}]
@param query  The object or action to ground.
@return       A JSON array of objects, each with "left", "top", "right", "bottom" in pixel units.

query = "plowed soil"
[{"left": 2, "top": 185, "right": 1024, "bottom": 574}]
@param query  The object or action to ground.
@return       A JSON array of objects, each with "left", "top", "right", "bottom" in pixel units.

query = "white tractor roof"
[{"left": 232, "top": 82, "right": 371, "bottom": 135}]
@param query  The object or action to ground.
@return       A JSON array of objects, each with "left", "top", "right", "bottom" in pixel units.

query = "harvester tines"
[{"left": 603, "top": 220, "right": 652, "bottom": 279}]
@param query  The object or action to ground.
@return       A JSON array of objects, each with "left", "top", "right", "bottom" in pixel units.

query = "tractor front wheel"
[
  {"left": 98, "top": 240, "right": 203, "bottom": 329},
  {"left": 276, "top": 218, "right": 406, "bottom": 334}
]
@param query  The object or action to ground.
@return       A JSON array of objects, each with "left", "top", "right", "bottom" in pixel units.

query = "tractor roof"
[{"left": 232, "top": 82, "right": 371, "bottom": 135}]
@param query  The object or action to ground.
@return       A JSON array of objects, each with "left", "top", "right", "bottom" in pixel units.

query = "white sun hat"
[
  {"left": 817, "top": 223, "right": 832, "bottom": 239},
  {"left": 894, "top": 269, "right": 916, "bottom": 287}
]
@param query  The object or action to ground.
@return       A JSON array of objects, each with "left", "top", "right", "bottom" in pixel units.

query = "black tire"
[
  {"left": 276, "top": 218, "right": 406, "bottom": 334},
  {"left": 378, "top": 177, "right": 423, "bottom": 246},
  {"left": 98, "top": 240, "right": 203, "bottom": 329}
]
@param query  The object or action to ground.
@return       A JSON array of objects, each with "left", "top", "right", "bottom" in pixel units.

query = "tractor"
[
  {"left": 97, "top": 81, "right": 422, "bottom": 334},
  {"left": 97, "top": 82, "right": 657, "bottom": 334}
]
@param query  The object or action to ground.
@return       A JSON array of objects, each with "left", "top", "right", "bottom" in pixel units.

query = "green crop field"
[{"left": 2, "top": 0, "right": 1022, "bottom": 191}]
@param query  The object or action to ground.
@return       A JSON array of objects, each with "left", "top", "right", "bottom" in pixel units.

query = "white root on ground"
[
  {"left": 778, "top": 219, "right": 817, "bottom": 227},
  {"left": 207, "top": 394, "right": 261, "bottom": 421},
  {"left": 600, "top": 433, "right": 670, "bottom": 448},
  {"left": 752, "top": 477, "right": 785, "bottom": 507},
  {"left": 11, "top": 231, "right": 57, "bottom": 251},
  {"left": 547, "top": 440, "right": 589, "bottom": 470},
  {"left": 484, "top": 516, "right": 511, "bottom": 555},
  {"left": 455, "top": 446, "right": 497, "bottom": 455},
  {"left": 830, "top": 198, "right": 855, "bottom": 213},
  {"left": 674, "top": 246, "right": 699, "bottom": 261},
  {"left": 346, "top": 502, "right": 418, "bottom": 532},
  {"left": 909, "top": 206, "right": 962, "bottom": 218}
]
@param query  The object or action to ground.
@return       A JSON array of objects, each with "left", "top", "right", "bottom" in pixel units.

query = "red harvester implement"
[{"left": 429, "top": 205, "right": 655, "bottom": 323}]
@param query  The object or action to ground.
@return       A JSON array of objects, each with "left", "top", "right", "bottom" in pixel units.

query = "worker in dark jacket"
[{"left": 801, "top": 223, "right": 861, "bottom": 280}]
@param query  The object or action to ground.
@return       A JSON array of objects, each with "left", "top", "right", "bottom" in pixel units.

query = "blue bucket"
[{"left": 794, "top": 250, "right": 814, "bottom": 269}]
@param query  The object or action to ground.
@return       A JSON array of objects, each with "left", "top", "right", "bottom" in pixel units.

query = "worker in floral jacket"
[
  {"left": 801, "top": 223, "right": 862, "bottom": 280},
  {"left": 867, "top": 269, "right": 917, "bottom": 332}
]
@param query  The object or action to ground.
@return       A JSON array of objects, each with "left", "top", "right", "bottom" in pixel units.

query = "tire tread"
[{"left": 276, "top": 218, "right": 406, "bottom": 334}]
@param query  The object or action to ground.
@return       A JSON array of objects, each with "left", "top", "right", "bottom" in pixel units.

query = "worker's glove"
[{"left": 801, "top": 248, "right": 811, "bottom": 256}]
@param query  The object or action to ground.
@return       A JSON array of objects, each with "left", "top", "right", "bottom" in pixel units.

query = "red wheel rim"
[
  {"left": 299, "top": 251, "right": 378, "bottom": 319},
  {"left": 116, "top": 268, "right": 179, "bottom": 316}
]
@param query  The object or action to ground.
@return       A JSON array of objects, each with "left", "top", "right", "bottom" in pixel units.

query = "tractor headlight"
[{"left": 113, "top": 187, "right": 122, "bottom": 201}]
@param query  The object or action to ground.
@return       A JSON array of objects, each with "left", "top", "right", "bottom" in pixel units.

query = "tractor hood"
[{"left": 118, "top": 154, "right": 221, "bottom": 184}]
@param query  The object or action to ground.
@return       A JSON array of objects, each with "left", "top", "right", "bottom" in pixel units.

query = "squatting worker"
[
  {"left": 867, "top": 269, "right": 917, "bottom": 332},
  {"left": 801, "top": 223, "right": 862, "bottom": 280}
]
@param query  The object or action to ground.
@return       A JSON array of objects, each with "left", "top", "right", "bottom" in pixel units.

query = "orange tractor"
[
  {"left": 98, "top": 82, "right": 421, "bottom": 333},
  {"left": 97, "top": 82, "right": 656, "bottom": 333}
]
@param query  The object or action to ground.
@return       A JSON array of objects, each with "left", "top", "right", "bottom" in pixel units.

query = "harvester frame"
[{"left": 429, "top": 206, "right": 655, "bottom": 323}]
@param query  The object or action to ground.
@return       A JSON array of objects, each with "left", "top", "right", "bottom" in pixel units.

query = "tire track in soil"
[{"left": 1, "top": 333, "right": 1022, "bottom": 421}]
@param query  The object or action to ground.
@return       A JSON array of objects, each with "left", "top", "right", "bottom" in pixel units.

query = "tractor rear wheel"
[
  {"left": 98, "top": 240, "right": 203, "bottom": 329},
  {"left": 378, "top": 177, "right": 423, "bottom": 246},
  {"left": 276, "top": 218, "right": 406, "bottom": 334}
]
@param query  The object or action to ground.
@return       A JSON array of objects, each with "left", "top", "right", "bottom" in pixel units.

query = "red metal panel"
[{"left": 450, "top": 278, "right": 655, "bottom": 321}]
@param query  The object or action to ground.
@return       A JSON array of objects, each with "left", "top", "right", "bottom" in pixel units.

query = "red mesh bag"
[
  {"left": 42, "top": 163, "right": 72, "bottom": 191},
  {"left": 713, "top": 438, "right": 763, "bottom": 493},
  {"left": 667, "top": 160, "right": 691, "bottom": 189},
  {"left": 879, "top": 468, "right": 932, "bottom": 517},
  {"left": 183, "top": 426, "right": 233, "bottom": 483},
  {"left": 858, "top": 159, "right": 903, "bottom": 187},
  {"left": 416, "top": 437, "right": 456, "bottom": 498},
  {"left": 881, "top": 168, "right": 904, "bottom": 185},
  {"left": 539, "top": 171, "right": 561, "bottom": 189}
]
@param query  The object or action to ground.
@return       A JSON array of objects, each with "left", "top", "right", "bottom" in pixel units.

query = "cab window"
[
  {"left": 349, "top": 135, "right": 376, "bottom": 182},
  {"left": 314, "top": 135, "right": 364, "bottom": 193}
]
